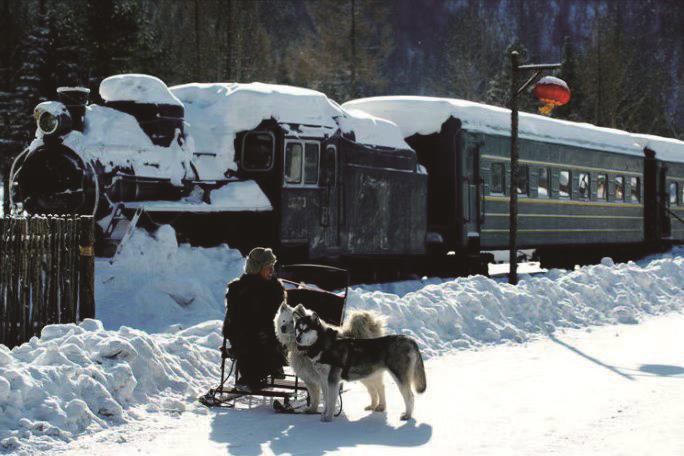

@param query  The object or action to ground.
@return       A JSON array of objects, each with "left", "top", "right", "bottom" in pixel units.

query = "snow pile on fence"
[
  {"left": 95, "top": 225, "right": 245, "bottom": 333},
  {"left": 347, "top": 253, "right": 684, "bottom": 357},
  {"left": 0, "top": 319, "right": 221, "bottom": 453}
]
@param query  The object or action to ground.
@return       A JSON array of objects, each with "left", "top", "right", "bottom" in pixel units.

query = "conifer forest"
[{"left": 0, "top": 0, "right": 683, "bottom": 169}]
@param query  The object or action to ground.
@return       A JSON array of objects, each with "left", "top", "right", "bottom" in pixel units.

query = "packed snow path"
[{"left": 45, "top": 313, "right": 684, "bottom": 456}]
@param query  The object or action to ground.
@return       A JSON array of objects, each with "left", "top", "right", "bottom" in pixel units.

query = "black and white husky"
[
  {"left": 293, "top": 309, "right": 427, "bottom": 422},
  {"left": 274, "top": 303, "right": 386, "bottom": 415}
]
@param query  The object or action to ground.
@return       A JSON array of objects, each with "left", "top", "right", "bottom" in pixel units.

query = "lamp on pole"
[{"left": 508, "top": 50, "right": 565, "bottom": 285}]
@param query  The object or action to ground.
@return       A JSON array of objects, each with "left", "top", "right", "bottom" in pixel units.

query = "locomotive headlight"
[
  {"left": 37, "top": 111, "right": 59, "bottom": 134},
  {"left": 34, "top": 101, "right": 72, "bottom": 137}
]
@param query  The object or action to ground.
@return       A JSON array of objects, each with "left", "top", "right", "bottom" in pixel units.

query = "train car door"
[
  {"left": 661, "top": 167, "right": 672, "bottom": 238},
  {"left": 320, "top": 144, "right": 340, "bottom": 248},
  {"left": 463, "top": 144, "right": 481, "bottom": 247},
  {"left": 280, "top": 140, "right": 324, "bottom": 253}
]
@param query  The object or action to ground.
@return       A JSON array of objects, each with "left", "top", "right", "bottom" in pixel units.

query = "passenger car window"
[
  {"left": 538, "top": 168, "right": 549, "bottom": 198},
  {"left": 516, "top": 165, "right": 529, "bottom": 195},
  {"left": 490, "top": 163, "right": 505, "bottom": 194},
  {"left": 597, "top": 174, "right": 607, "bottom": 200},
  {"left": 284, "top": 143, "right": 303, "bottom": 184},
  {"left": 670, "top": 182, "right": 678, "bottom": 205},
  {"left": 242, "top": 132, "right": 274, "bottom": 171},
  {"left": 630, "top": 177, "right": 640, "bottom": 202},
  {"left": 615, "top": 176, "right": 625, "bottom": 201},
  {"left": 304, "top": 143, "right": 320, "bottom": 185},
  {"left": 578, "top": 173, "right": 590, "bottom": 200},
  {"left": 559, "top": 170, "right": 571, "bottom": 198}
]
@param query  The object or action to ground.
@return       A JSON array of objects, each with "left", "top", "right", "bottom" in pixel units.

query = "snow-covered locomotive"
[
  {"left": 9, "top": 74, "right": 684, "bottom": 278},
  {"left": 9, "top": 75, "right": 429, "bottom": 275}
]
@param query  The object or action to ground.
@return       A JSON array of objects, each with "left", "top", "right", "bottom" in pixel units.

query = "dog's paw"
[
  {"left": 364, "top": 404, "right": 376, "bottom": 411},
  {"left": 400, "top": 413, "right": 412, "bottom": 421},
  {"left": 374, "top": 404, "right": 386, "bottom": 412},
  {"left": 320, "top": 415, "right": 333, "bottom": 422}
]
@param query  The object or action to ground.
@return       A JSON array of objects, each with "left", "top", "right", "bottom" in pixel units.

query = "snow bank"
[
  {"left": 0, "top": 319, "right": 222, "bottom": 453},
  {"left": 347, "top": 250, "right": 684, "bottom": 357},
  {"left": 343, "top": 96, "right": 649, "bottom": 158},
  {"left": 95, "top": 226, "right": 245, "bottom": 333},
  {"left": 99, "top": 74, "right": 183, "bottom": 107}
]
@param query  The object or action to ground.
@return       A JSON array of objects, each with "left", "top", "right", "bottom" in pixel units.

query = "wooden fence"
[{"left": 0, "top": 215, "right": 95, "bottom": 349}]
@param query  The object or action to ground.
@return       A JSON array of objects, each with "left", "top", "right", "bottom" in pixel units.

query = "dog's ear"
[
  {"left": 279, "top": 301, "right": 289, "bottom": 311},
  {"left": 293, "top": 303, "right": 306, "bottom": 316}
]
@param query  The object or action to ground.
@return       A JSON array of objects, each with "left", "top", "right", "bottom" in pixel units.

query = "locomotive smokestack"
[{"left": 56, "top": 87, "right": 90, "bottom": 132}]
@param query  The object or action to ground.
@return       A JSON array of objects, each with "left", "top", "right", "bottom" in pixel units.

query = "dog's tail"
[
  {"left": 342, "top": 310, "right": 386, "bottom": 339},
  {"left": 412, "top": 344, "right": 427, "bottom": 394}
]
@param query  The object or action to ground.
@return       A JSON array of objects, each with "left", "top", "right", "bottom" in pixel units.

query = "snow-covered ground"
[
  {"left": 42, "top": 313, "right": 684, "bottom": 455},
  {"left": 1, "top": 226, "right": 683, "bottom": 454}
]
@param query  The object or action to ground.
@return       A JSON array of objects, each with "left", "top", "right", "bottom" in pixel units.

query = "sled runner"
[{"left": 199, "top": 264, "right": 349, "bottom": 413}]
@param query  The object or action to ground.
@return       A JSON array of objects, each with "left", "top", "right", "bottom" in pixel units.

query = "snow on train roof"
[
  {"left": 100, "top": 74, "right": 183, "bottom": 106},
  {"left": 632, "top": 134, "right": 684, "bottom": 164},
  {"left": 344, "top": 96, "right": 664, "bottom": 159},
  {"left": 170, "top": 82, "right": 409, "bottom": 173}
]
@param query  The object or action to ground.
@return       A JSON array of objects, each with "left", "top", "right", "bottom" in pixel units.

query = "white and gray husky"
[
  {"left": 293, "top": 308, "right": 427, "bottom": 422},
  {"left": 274, "top": 302, "right": 386, "bottom": 415}
]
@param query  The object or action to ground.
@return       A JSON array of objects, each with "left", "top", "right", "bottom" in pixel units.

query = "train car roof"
[
  {"left": 343, "top": 96, "right": 684, "bottom": 164},
  {"left": 632, "top": 134, "right": 684, "bottom": 165},
  {"left": 170, "top": 82, "right": 409, "bottom": 169}
]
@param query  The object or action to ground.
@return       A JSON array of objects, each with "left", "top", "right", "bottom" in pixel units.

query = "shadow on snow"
[{"left": 207, "top": 400, "right": 432, "bottom": 456}]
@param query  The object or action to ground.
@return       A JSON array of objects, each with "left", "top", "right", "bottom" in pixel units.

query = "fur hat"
[{"left": 245, "top": 247, "right": 277, "bottom": 274}]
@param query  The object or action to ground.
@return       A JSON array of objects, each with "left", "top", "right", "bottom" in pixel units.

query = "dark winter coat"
[{"left": 222, "top": 273, "right": 286, "bottom": 380}]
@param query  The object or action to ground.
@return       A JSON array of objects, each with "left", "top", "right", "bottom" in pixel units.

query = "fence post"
[
  {"left": 2, "top": 159, "right": 10, "bottom": 217},
  {"left": 78, "top": 216, "right": 95, "bottom": 321},
  {"left": 18, "top": 218, "right": 29, "bottom": 344},
  {"left": 0, "top": 217, "right": 6, "bottom": 345}
]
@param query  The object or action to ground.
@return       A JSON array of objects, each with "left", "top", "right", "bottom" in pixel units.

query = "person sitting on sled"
[{"left": 222, "top": 247, "right": 287, "bottom": 392}]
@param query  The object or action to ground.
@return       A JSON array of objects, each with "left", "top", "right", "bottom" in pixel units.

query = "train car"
[
  {"left": 10, "top": 76, "right": 683, "bottom": 279},
  {"left": 9, "top": 75, "right": 427, "bottom": 268},
  {"left": 633, "top": 134, "right": 684, "bottom": 244},
  {"left": 343, "top": 96, "right": 684, "bottom": 268}
]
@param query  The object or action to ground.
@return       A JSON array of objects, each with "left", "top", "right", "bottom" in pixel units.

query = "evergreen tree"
[
  {"left": 84, "top": 0, "right": 161, "bottom": 98},
  {"left": 435, "top": 0, "right": 502, "bottom": 101},
  {"left": 485, "top": 42, "right": 536, "bottom": 112},
  {"left": 7, "top": 14, "right": 52, "bottom": 147},
  {"left": 555, "top": 36, "right": 582, "bottom": 121}
]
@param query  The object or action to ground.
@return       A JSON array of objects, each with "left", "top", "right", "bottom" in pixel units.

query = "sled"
[{"left": 199, "top": 264, "right": 349, "bottom": 413}]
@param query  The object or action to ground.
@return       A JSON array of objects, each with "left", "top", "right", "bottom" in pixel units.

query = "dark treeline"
[{"left": 1, "top": 0, "right": 683, "bottom": 166}]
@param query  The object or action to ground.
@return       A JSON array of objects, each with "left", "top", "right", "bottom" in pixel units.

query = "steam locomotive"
[{"left": 8, "top": 74, "right": 683, "bottom": 279}]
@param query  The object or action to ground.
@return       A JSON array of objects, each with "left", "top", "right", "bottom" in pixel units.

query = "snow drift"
[
  {"left": 0, "top": 319, "right": 221, "bottom": 453},
  {"left": 2, "top": 225, "right": 683, "bottom": 452},
  {"left": 347, "top": 254, "right": 684, "bottom": 357}
]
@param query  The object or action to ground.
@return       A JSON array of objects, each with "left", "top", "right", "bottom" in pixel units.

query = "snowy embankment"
[
  {"left": 347, "top": 254, "right": 684, "bottom": 357},
  {"left": 1, "top": 226, "right": 683, "bottom": 453}
]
